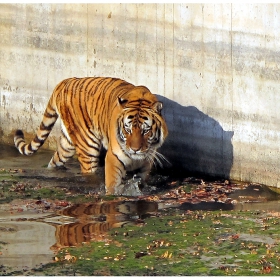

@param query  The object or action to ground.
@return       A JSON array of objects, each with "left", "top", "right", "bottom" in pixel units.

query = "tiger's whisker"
[{"left": 153, "top": 150, "right": 171, "bottom": 167}]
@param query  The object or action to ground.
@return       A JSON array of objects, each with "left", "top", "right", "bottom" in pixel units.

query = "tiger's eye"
[
  {"left": 124, "top": 125, "right": 131, "bottom": 134},
  {"left": 143, "top": 129, "right": 150, "bottom": 135}
]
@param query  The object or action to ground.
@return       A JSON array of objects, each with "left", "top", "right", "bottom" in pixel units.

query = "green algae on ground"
[
  {"left": 26, "top": 208, "right": 280, "bottom": 276},
  {"left": 0, "top": 180, "right": 67, "bottom": 203}
]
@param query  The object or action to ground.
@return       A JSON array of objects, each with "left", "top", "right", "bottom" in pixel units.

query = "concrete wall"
[{"left": 1, "top": 3, "right": 280, "bottom": 187}]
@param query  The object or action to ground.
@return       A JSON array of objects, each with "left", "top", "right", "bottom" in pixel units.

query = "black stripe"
[
  {"left": 78, "top": 80, "right": 93, "bottom": 130},
  {"left": 115, "top": 165, "right": 124, "bottom": 176},
  {"left": 97, "top": 79, "right": 115, "bottom": 119},
  {"left": 85, "top": 77, "right": 102, "bottom": 102},
  {"left": 60, "top": 129, "right": 73, "bottom": 146},
  {"left": 82, "top": 150, "right": 100, "bottom": 158},
  {"left": 33, "top": 135, "right": 45, "bottom": 146},
  {"left": 40, "top": 122, "right": 55, "bottom": 131},
  {"left": 61, "top": 80, "right": 97, "bottom": 150},
  {"left": 41, "top": 131, "right": 51, "bottom": 139},
  {"left": 91, "top": 78, "right": 108, "bottom": 115},
  {"left": 44, "top": 111, "right": 58, "bottom": 118},
  {"left": 112, "top": 151, "right": 126, "bottom": 169},
  {"left": 75, "top": 129, "right": 101, "bottom": 153},
  {"left": 57, "top": 152, "right": 66, "bottom": 164},
  {"left": 87, "top": 143, "right": 100, "bottom": 152},
  {"left": 82, "top": 158, "right": 99, "bottom": 164},
  {"left": 60, "top": 143, "right": 72, "bottom": 154},
  {"left": 27, "top": 143, "right": 36, "bottom": 152},
  {"left": 83, "top": 165, "right": 98, "bottom": 172},
  {"left": 15, "top": 139, "right": 25, "bottom": 145}
]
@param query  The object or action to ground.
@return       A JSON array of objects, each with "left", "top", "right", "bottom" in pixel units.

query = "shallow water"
[
  {"left": 0, "top": 144, "right": 105, "bottom": 192},
  {"left": 0, "top": 198, "right": 159, "bottom": 272},
  {"left": 1, "top": 143, "right": 280, "bottom": 273},
  {"left": 0, "top": 216, "right": 55, "bottom": 271}
]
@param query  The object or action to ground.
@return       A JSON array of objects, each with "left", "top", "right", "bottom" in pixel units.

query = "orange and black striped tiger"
[{"left": 14, "top": 77, "right": 168, "bottom": 195}]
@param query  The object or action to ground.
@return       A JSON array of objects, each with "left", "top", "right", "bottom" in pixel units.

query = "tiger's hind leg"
[
  {"left": 48, "top": 132, "right": 76, "bottom": 168},
  {"left": 75, "top": 141, "right": 102, "bottom": 174}
]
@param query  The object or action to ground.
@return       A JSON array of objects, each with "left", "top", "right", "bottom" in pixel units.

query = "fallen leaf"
[
  {"left": 261, "top": 266, "right": 272, "bottom": 274},
  {"left": 160, "top": 250, "right": 172, "bottom": 259},
  {"left": 64, "top": 253, "right": 77, "bottom": 262},
  {"left": 230, "top": 234, "right": 239, "bottom": 240},
  {"left": 56, "top": 201, "right": 69, "bottom": 207}
]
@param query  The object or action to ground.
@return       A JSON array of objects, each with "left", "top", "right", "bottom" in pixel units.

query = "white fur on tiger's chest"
[
  {"left": 119, "top": 152, "right": 148, "bottom": 172},
  {"left": 101, "top": 137, "right": 109, "bottom": 151}
]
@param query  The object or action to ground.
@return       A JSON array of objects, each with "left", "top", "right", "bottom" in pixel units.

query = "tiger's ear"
[
  {"left": 152, "top": 101, "right": 163, "bottom": 115},
  {"left": 118, "top": 97, "right": 128, "bottom": 108}
]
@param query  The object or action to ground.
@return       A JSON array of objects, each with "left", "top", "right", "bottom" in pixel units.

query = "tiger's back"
[
  {"left": 53, "top": 77, "right": 135, "bottom": 151},
  {"left": 14, "top": 77, "right": 168, "bottom": 195}
]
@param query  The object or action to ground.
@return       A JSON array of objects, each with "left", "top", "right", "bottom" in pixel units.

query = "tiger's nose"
[
  {"left": 129, "top": 127, "right": 142, "bottom": 153},
  {"left": 130, "top": 147, "right": 141, "bottom": 153}
]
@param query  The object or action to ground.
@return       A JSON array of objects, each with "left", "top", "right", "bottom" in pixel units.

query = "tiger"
[{"left": 14, "top": 77, "right": 168, "bottom": 195}]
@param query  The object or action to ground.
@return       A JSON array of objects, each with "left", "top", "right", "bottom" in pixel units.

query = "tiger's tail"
[{"left": 14, "top": 99, "right": 58, "bottom": 156}]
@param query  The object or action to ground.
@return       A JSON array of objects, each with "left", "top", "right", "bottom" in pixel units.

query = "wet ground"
[{"left": 1, "top": 144, "right": 280, "bottom": 275}]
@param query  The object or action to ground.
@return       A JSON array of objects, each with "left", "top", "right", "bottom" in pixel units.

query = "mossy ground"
[
  {"left": 1, "top": 169, "right": 280, "bottom": 276},
  {"left": 58, "top": 209, "right": 280, "bottom": 276},
  {"left": 4, "top": 208, "right": 279, "bottom": 276},
  {"left": 0, "top": 169, "right": 113, "bottom": 204}
]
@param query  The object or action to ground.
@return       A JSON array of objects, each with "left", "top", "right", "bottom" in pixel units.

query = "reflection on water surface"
[
  {"left": 51, "top": 200, "right": 158, "bottom": 248},
  {"left": 0, "top": 199, "right": 159, "bottom": 272}
]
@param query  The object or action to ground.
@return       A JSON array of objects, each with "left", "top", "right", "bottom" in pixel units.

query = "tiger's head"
[{"left": 116, "top": 86, "right": 168, "bottom": 166}]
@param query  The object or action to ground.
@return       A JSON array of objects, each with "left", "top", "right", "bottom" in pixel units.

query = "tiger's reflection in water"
[{"left": 49, "top": 200, "right": 158, "bottom": 250}]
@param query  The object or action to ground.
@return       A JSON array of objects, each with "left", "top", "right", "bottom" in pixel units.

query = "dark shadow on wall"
[{"left": 156, "top": 95, "right": 234, "bottom": 180}]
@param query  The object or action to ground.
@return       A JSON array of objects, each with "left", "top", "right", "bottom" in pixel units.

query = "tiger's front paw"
[
  {"left": 105, "top": 176, "right": 143, "bottom": 196},
  {"left": 105, "top": 184, "right": 127, "bottom": 196}
]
